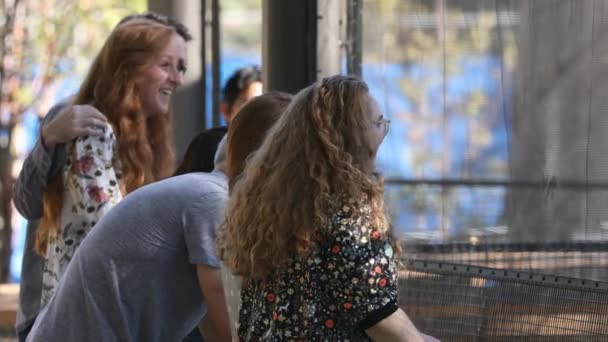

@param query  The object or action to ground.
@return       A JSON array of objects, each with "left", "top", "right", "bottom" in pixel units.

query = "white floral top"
[{"left": 41, "top": 125, "right": 123, "bottom": 307}]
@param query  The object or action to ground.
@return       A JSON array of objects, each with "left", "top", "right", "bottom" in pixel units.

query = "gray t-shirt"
[{"left": 26, "top": 171, "right": 228, "bottom": 342}]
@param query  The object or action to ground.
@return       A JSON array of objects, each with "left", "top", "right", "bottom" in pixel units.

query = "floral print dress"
[
  {"left": 41, "top": 125, "right": 123, "bottom": 307},
  {"left": 238, "top": 197, "right": 399, "bottom": 341}
]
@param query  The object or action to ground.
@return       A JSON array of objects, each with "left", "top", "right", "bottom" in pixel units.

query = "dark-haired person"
[
  {"left": 175, "top": 65, "right": 262, "bottom": 176},
  {"left": 220, "top": 65, "right": 262, "bottom": 124}
]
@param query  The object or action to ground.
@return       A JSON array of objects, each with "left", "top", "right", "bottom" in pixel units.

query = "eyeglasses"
[{"left": 375, "top": 115, "right": 391, "bottom": 137}]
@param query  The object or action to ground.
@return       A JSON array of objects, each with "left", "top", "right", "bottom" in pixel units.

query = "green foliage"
[
  {"left": 0, "top": 0, "right": 147, "bottom": 282},
  {"left": 22, "top": 0, "right": 147, "bottom": 92},
  {"left": 0, "top": 0, "right": 145, "bottom": 123}
]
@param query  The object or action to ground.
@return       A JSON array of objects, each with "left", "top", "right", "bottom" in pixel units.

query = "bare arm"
[
  {"left": 13, "top": 104, "right": 107, "bottom": 219},
  {"left": 198, "top": 317, "right": 218, "bottom": 341},
  {"left": 366, "top": 309, "right": 440, "bottom": 342},
  {"left": 365, "top": 309, "right": 426, "bottom": 342},
  {"left": 196, "top": 264, "right": 232, "bottom": 342}
]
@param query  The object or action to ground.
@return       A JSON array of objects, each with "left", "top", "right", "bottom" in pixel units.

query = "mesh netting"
[
  {"left": 364, "top": 0, "right": 608, "bottom": 243},
  {"left": 362, "top": 0, "right": 608, "bottom": 337},
  {"left": 400, "top": 260, "right": 608, "bottom": 341}
]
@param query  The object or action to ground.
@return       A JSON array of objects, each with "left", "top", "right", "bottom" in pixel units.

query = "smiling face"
[{"left": 135, "top": 32, "right": 188, "bottom": 117}]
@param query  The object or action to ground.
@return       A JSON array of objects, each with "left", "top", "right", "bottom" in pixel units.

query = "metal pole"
[
  {"left": 211, "top": 0, "right": 221, "bottom": 127},
  {"left": 263, "top": 0, "right": 317, "bottom": 93},
  {"left": 201, "top": 0, "right": 207, "bottom": 129},
  {"left": 346, "top": 0, "right": 362, "bottom": 77}
]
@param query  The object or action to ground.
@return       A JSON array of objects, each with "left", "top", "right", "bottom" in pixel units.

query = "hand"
[{"left": 41, "top": 104, "right": 107, "bottom": 149}]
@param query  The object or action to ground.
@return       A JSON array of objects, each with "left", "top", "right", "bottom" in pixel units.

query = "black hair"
[{"left": 222, "top": 65, "right": 262, "bottom": 108}]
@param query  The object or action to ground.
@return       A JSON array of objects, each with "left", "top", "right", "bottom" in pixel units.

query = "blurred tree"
[
  {"left": 363, "top": 0, "right": 517, "bottom": 240},
  {"left": 0, "top": 0, "right": 145, "bottom": 282},
  {"left": 220, "top": 0, "right": 262, "bottom": 54}
]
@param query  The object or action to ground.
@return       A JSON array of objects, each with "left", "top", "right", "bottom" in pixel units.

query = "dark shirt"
[
  {"left": 238, "top": 197, "right": 399, "bottom": 341},
  {"left": 175, "top": 126, "right": 228, "bottom": 175}
]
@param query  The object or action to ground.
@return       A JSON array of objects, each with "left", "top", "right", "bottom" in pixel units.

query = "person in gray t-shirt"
[
  {"left": 26, "top": 92, "right": 293, "bottom": 342},
  {"left": 28, "top": 170, "right": 229, "bottom": 342}
]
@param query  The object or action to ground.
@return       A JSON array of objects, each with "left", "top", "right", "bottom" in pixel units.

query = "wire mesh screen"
[
  {"left": 361, "top": 1, "right": 608, "bottom": 337},
  {"left": 363, "top": 0, "right": 608, "bottom": 243},
  {"left": 404, "top": 242, "right": 608, "bottom": 281},
  {"left": 400, "top": 260, "right": 608, "bottom": 341}
]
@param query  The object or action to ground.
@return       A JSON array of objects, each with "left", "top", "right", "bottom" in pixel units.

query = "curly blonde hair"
[
  {"left": 218, "top": 75, "right": 390, "bottom": 279},
  {"left": 36, "top": 19, "right": 182, "bottom": 254}
]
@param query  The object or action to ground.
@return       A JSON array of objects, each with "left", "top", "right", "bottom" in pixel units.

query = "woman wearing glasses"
[{"left": 219, "top": 75, "right": 436, "bottom": 341}]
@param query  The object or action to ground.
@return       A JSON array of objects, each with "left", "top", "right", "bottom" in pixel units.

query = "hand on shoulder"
[{"left": 42, "top": 104, "right": 107, "bottom": 149}]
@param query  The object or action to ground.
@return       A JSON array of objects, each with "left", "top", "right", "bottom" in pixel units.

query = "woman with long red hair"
[{"left": 36, "top": 15, "right": 191, "bottom": 307}]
